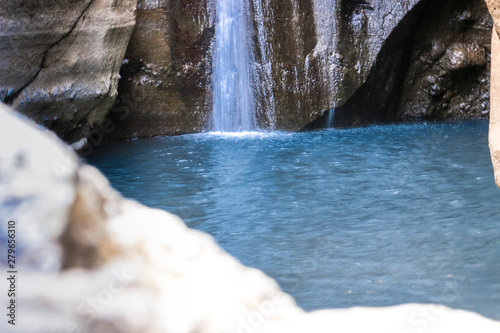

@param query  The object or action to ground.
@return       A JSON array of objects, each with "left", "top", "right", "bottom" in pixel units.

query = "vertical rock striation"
[
  {"left": 109, "top": 0, "right": 215, "bottom": 138},
  {"left": 0, "top": 0, "right": 137, "bottom": 144},
  {"left": 248, "top": 0, "right": 424, "bottom": 130},
  {"left": 0, "top": 0, "right": 494, "bottom": 138},
  {"left": 112, "top": 0, "right": 432, "bottom": 137},
  {"left": 485, "top": 0, "right": 500, "bottom": 188}
]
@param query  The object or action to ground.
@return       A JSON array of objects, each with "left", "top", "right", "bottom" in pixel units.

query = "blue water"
[{"left": 88, "top": 121, "right": 500, "bottom": 319}]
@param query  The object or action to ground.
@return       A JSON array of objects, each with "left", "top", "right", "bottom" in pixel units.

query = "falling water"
[
  {"left": 252, "top": 0, "right": 276, "bottom": 130},
  {"left": 211, "top": 0, "right": 257, "bottom": 132},
  {"left": 312, "top": 0, "right": 341, "bottom": 127}
]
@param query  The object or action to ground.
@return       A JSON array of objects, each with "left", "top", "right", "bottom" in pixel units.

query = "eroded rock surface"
[
  {"left": 109, "top": 0, "right": 214, "bottom": 138},
  {"left": 0, "top": 0, "right": 494, "bottom": 139},
  {"left": 399, "top": 0, "right": 492, "bottom": 120},
  {"left": 113, "top": 0, "right": 428, "bottom": 136},
  {"left": 486, "top": 0, "right": 500, "bottom": 188},
  {"left": 0, "top": 0, "right": 137, "bottom": 144},
  {"left": 327, "top": 0, "right": 493, "bottom": 127}
]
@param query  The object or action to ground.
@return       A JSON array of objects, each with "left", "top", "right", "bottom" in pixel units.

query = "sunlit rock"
[{"left": 0, "top": 0, "right": 137, "bottom": 144}]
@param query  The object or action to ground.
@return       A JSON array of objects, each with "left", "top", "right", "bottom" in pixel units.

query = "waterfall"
[
  {"left": 211, "top": 0, "right": 257, "bottom": 132},
  {"left": 312, "top": 0, "right": 341, "bottom": 127}
]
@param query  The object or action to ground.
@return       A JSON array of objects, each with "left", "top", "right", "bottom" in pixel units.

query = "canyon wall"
[
  {"left": 109, "top": 0, "right": 215, "bottom": 138},
  {"left": 332, "top": 0, "right": 493, "bottom": 127},
  {"left": 0, "top": 0, "right": 494, "bottom": 140},
  {"left": 112, "top": 0, "right": 427, "bottom": 136},
  {"left": 112, "top": 0, "right": 492, "bottom": 137},
  {"left": 0, "top": 0, "right": 137, "bottom": 144}
]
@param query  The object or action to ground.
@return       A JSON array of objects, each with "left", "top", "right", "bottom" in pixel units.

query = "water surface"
[{"left": 88, "top": 121, "right": 500, "bottom": 319}]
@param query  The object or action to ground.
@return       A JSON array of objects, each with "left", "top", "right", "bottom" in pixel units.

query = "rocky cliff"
[
  {"left": 109, "top": 0, "right": 214, "bottom": 138},
  {"left": 0, "top": 0, "right": 494, "bottom": 140},
  {"left": 1, "top": 100, "right": 500, "bottom": 332},
  {"left": 331, "top": 0, "right": 493, "bottom": 127},
  {"left": 0, "top": 0, "right": 137, "bottom": 144},
  {"left": 112, "top": 0, "right": 492, "bottom": 137}
]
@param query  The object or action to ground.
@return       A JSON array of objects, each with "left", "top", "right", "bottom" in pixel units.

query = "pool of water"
[{"left": 88, "top": 121, "right": 500, "bottom": 319}]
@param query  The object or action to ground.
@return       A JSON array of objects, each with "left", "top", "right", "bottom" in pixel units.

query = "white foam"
[{"left": 206, "top": 131, "right": 272, "bottom": 138}]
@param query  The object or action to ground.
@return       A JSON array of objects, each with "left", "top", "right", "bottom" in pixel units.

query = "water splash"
[{"left": 211, "top": 0, "right": 256, "bottom": 132}]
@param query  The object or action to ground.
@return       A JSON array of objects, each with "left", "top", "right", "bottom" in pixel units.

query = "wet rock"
[
  {"left": 440, "top": 43, "right": 487, "bottom": 71},
  {"left": 0, "top": 0, "right": 137, "bottom": 144},
  {"left": 112, "top": 0, "right": 439, "bottom": 136},
  {"left": 330, "top": 0, "right": 492, "bottom": 127},
  {"left": 0, "top": 0, "right": 494, "bottom": 138},
  {"left": 109, "top": 0, "right": 214, "bottom": 138},
  {"left": 399, "top": 0, "right": 492, "bottom": 120}
]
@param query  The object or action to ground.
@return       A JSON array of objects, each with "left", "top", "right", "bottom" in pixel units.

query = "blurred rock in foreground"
[{"left": 487, "top": 0, "right": 500, "bottom": 188}]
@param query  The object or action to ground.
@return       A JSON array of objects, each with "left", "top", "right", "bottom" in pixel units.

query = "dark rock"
[
  {"left": 108, "top": 0, "right": 214, "bottom": 138},
  {"left": 324, "top": 0, "right": 492, "bottom": 127}
]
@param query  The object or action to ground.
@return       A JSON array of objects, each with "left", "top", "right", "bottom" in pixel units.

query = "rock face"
[
  {"left": 113, "top": 0, "right": 427, "bottom": 137},
  {"left": 108, "top": 0, "right": 214, "bottom": 138},
  {"left": 0, "top": 0, "right": 493, "bottom": 139},
  {"left": 486, "top": 0, "right": 500, "bottom": 188},
  {"left": 2, "top": 101, "right": 500, "bottom": 331},
  {"left": 0, "top": 0, "right": 137, "bottom": 144},
  {"left": 262, "top": 0, "right": 423, "bottom": 129},
  {"left": 111, "top": 0, "right": 492, "bottom": 138},
  {"left": 324, "top": 0, "right": 493, "bottom": 127}
]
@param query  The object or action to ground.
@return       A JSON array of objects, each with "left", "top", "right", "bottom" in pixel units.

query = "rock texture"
[
  {"left": 0, "top": 0, "right": 493, "bottom": 138},
  {"left": 2, "top": 101, "right": 500, "bottom": 331},
  {"left": 113, "top": 0, "right": 428, "bottom": 136},
  {"left": 0, "top": 0, "right": 137, "bottom": 144},
  {"left": 322, "top": 0, "right": 493, "bottom": 127},
  {"left": 487, "top": 0, "right": 500, "bottom": 188},
  {"left": 111, "top": 0, "right": 492, "bottom": 137},
  {"left": 109, "top": 0, "right": 214, "bottom": 138}
]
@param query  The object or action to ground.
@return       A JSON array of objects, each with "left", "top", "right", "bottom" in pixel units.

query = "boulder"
[
  {"left": 0, "top": 0, "right": 137, "bottom": 144},
  {"left": 486, "top": 0, "right": 500, "bottom": 188}
]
